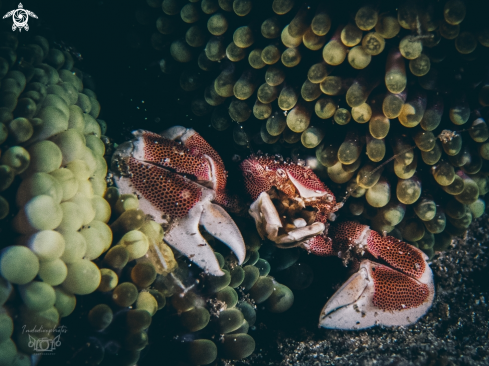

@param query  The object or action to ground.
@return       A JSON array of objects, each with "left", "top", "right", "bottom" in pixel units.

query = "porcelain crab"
[
  {"left": 240, "top": 155, "right": 435, "bottom": 330},
  {"left": 110, "top": 127, "right": 245, "bottom": 276}
]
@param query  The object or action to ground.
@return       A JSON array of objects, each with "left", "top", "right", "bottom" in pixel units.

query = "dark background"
[
  {"left": 2, "top": 0, "right": 489, "bottom": 364},
  {"left": 4, "top": 0, "right": 488, "bottom": 163}
]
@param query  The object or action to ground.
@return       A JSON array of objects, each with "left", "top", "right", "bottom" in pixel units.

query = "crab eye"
[{"left": 276, "top": 168, "right": 287, "bottom": 178}]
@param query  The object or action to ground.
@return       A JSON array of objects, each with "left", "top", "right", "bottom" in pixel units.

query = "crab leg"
[
  {"left": 332, "top": 222, "right": 432, "bottom": 283},
  {"left": 302, "top": 235, "right": 336, "bottom": 256},
  {"left": 319, "top": 221, "right": 434, "bottom": 329}
]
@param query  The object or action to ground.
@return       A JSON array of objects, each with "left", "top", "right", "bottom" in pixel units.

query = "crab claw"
[
  {"left": 319, "top": 259, "right": 434, "bottom": 330},
  {"left": 111, "top": 131, "right": 245, "bottom": 276},
  {"left": 161, "top": 126, "right": 241, "bottom": 212},
  {"left": 164, "top": 189, "right": 246, "bottom": 276},
  {"left": 249, "top": 191, "right": 325, "bottom": 246},
  {"left": 124, "top": 129, "right": 214, "bottom": 185}
]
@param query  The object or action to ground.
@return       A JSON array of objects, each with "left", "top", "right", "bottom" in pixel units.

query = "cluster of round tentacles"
[
  {"left": 132, "top": 0, "right": 489, "bottom": 258},
  {"left": 0, "top": 30, "right": 296, "bottom": 366},
  {"left": 0, "top": 31, "right": 114, "bottom": 366},
  {"left": 40, "top": 212, "right": 295, "bottom": 366}
]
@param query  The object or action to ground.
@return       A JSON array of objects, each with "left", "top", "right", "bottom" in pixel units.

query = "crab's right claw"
[
  {"left": 319, "top": 260, "right": 434, "bottom": 330},
  {"left": 111, "top": 131, "right": 245, "bottom": 277},
  {"left": 249, "top": 192, "right": 325, "bottom": 246},
  {"left": 199, "top": 198, "right": 246, "bottom": 266}
]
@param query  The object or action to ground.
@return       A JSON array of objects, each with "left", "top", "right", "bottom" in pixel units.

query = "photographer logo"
[
  {"left": 2, "top": 3, "right": 38, "bottom": 32},
  {"left": 29, "top": 334, "right": 61, "bottom": 352},
  {"left": 22, "top": 324, "right": 67, "bottom": 356}
]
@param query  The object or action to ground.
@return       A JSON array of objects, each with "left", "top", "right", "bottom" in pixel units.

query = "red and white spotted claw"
[
  {"left": 111, "top": 128, "right": 245, "bottom": 276},
  {"left": 161, "top": 126, "right": 241, "bottom": 212},
  {"left": 319, "top": 222, "right": 434, "bottom": 330}
]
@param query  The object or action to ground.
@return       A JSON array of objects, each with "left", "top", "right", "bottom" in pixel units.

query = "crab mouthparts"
[{"left": 249, "top": 190, "right": 326, "bottom": 247}]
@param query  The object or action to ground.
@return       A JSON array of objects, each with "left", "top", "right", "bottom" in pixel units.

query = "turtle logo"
[{"left": 3, "top": 3, "right": 38, "bottom": 32}]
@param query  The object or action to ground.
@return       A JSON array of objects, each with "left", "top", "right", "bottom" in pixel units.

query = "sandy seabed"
[{"left": 231, "top": 216, "right": 489, "bottom": 366}]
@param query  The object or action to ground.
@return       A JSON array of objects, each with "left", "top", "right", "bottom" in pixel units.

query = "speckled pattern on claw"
[{"left": 110, "top": 127, "right": 245, "bottom": 276}]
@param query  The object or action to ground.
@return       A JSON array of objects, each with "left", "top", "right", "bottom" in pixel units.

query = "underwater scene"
[{"left": 0, "top": 0, "right": 488, "bottom": 364}]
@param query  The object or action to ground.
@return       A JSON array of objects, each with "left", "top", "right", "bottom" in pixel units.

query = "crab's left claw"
[
  {"left": 164, "top": 189, "right": 246, "bottom": 276},
  {"left": 319, "top": 259, "right": 434, "bottom": 330}
]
